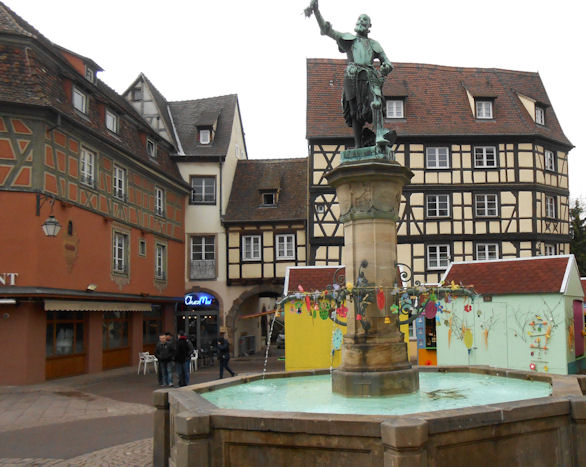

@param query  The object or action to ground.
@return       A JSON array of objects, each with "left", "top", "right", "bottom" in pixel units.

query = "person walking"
[
  {"left": 175, "top": 331, "right": 194, "bottom": 387},
  {"left": 217, "top": 333, "right": 235, "bottom": 379}
]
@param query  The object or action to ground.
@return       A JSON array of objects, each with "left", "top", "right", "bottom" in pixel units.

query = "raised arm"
[{"left": 305, "top": 0, "right": 341, "bottom": 41}]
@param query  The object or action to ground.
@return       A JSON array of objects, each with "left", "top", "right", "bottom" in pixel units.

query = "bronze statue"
[{"left": 306, "top": 0, "right": 395, "bottom": 152}]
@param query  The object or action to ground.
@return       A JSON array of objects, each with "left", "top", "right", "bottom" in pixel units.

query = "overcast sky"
[{"left": 6, "top": 0, "right": 585, "bottom": 200}]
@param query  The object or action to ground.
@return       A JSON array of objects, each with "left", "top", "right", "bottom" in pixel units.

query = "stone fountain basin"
[{"left": 154, "top": 366, "right": 586, "bottom": 467}]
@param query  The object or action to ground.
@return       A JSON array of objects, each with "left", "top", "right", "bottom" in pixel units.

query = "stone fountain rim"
[{"left": 172, "top": 365, "right": 584, "bottom": 426}]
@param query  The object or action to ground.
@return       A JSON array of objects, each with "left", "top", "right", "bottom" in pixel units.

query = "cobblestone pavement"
[
  {"left": 0, "top": 387, "right": 154, "bottom": 433},
  {"left": 0, "top": 352, "right": 285, "bottom": 466},
  {"left": 0, "top": 438, "right": 152, "bottom": 466}
]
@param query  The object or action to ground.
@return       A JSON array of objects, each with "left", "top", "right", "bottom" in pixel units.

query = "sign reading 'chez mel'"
[{"left": 184, "top": 292, "right": 215, "bottom": 307}]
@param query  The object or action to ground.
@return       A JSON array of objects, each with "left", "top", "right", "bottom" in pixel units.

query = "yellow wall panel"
[
  {"left": 489, "top": 221, "right": 500, "bottom": 232},
  {"left": 487, "top": 172, "right": 499, "bottom": 183},
  {"left": 438, "top": 172, "right": 451, "bottom": 184},
  {"left": 414, "top": 244, "right": 424, "bottom": 257},
  {"left": 474, "top": 172, "right": 487, "bottom": 184},
  {"left": 264, "top": 249, "right": 274, "bottom": 262},
  {"left": 398, "top": 244, "right": 411, "bottom": 262},
  {"left": 520, "top": 219, "right": 532, "bottom": 232},
  {"left": 427, "top": 223, "right": 437, "bottom": 235},
  {"left": 461, "top": 155, "right": 471, "bottom": 169},
  {"left": 440, "top": 222, "right": 451, "bottom": 234},
  {"left": 410, "top": 153, "right": 424, "bottom": 168},
  {"left": 519, "top": 143, "right": 533, "bottom": 151},
  {"left": 229, "top": 249, "right": 240, "bottom": 262},
  {"left": 453, "top": 207, "right": 462, "bottom": 219},
  {"left": 464, "top": 242, "right": 473, "bottom": 255},
  {"left": 414, "top": 258, "right": 425, "bottom": 272},
  {"left": 519, "top": 192, "right": 533, "bottom": 214},
  {"left": 463, "top": 193, "right": 472, "bottom": 204},
  {"left": 462, "top": 172, "right": 472, "bottom": 184},
  {"left": 412, "top": 171, "right": 424, "bottom": 184},
  {"left": 228, "top": 232, "right": 240, "bottom": 247},
  {"left": 518, "top": 152, "right": 533, "bottom": 167},
  {"left": 452, "top": 154, "right": 461, "bottom": 169},
  {"left": 263, "top": 231, "right": 273, "bottom": 245},
  {"left": 410, "top": 144, "right": 424, "bottom": 152},
  {"left": 461, "top": 145, "right": 471, "bottom": 152},
  {"left": 476, "top": 222, "right": 486, "bottom": 234},
  {"left": 464, "top": 221, "right": 473, "bottom": 232},
  {"left": 297, "top": 230, "right": 306, "bottom": 244},
  {"left": 501, "top": 242, "right": 516, "bottom": 255},
  {"left": 454, "top": 242, "right": 463, "bottom": 255},
  {"left": 242, "top": 264, "right": 262, "bottom": 277},
  {"left": 501, "top": 192, "right": 516, "bottom": 205},
  {"left": 453, "top": 222, "right": 462, "bottom": 235},
  {"left": 229, "top": 265, "right": 240, "bottom": 277},
  {"left": 519, "top": 169, "right": 534, "bottom": 182},
  {"left": 263, "top": 264, "right": 273, "bottom": 277}
]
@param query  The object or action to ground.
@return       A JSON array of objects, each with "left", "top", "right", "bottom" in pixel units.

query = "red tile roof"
[
  {"left": 307, "top": 59, "right": 572, "bottom": 147},
  {"left": 284, "top": 266, "right": 345, "bottom": 295},
  {"left": 443, "top": 256, "right": 573, "bottom": 295}
]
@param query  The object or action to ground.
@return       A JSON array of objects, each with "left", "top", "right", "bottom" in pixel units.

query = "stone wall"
[{"left": 153, "top": 368, "right": 586, "bottom": 466}]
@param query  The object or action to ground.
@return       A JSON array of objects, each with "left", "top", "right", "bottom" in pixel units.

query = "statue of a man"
[{"left": 306, "top": 0, "right": 395, "bottom": 151}]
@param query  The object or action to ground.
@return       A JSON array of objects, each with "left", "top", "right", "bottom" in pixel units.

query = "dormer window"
[
  {"left": 146, "top": 138, "right": 157, "bottom": 159},
  {"left": 536, "top": 106, "right": 545, "bottom": 125},
  {"left": 72, "top": 87, "right": 88, "bottom": 114},
  {"left": 199, "top": 128, "right": 211, "bottom": 145},
  {"left": 475, "top": 99, "right": 493, "bottom": 119},
  {"left": 262, "top": 191, "right": 277, "bottom": 206},
  {"left": 85, "top": 66, "right": 96, "bottom": 84},
  {"left": 385, "top": 99, "right": 404, "bottom": 118}
]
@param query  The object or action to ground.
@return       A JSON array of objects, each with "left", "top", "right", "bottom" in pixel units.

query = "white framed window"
[
  {"left": 105, "top": 109, "right": 118, "bottom": 133},
  {"left": 80, "top": 147, "right": 95, "bottom": 186},
  {"left": 146, "top": 139, "right": 157, "bottom": 159},
  {"left": 199, "top": 128, "right": 211, "bottom": 144},
  {"left": 545, "top": 150, "right": 556, "bottom": 172},
  {"left": 276, "top": 234, "right": 295, "bottom": 260},
  {"left": 545, "top": 195, "right": 556, "bottom": 218},
  {"left": 113, "top": 165, "right": 126, "bottom": 200},
  {"left": 113, "top": 232, "right": 128, "bottom": 274},
  {"left": 535, "top": 106, "right": 545, "bottom": 125},
  {"left": 475, "top": 194, "right": 498, "bottom": 217},
  {"left": 242, "top": 235, "right": 261, "bottom": 261},
  {"left": 427, "top": 245, "right": 450, "bottom": 270},
  {"left": 426, "top": 194, "right": 450, "bottom": 218},
  {"left": 191, "top": 236, "right": 215, "bottom": 261},
  {"left": 544, "top": 243, "right": 556, "bottom": 256},
  {"left": 474, "top": 146, "right": 497, "bottom": 168},
  {"left": 262, "top": 192, "right": 276, "bottom": 206},
  {"left": 475, "top": 100, "right": 493, "bottom": 119},
  {"left": 155, "top": 243, "right": 166, "bottom": 280},
  {"left": 190, "top": 176, "right": 216, "bottom": 204},
  {"left": 155, "top": 187, "right": 165, "bottom": 216},
  {"left": 73, "top": 87, "right": 88, "bottom": 114},
  {"left": 425, "top": 147, "right": 450, "bottom": 169},
  {"left": 476, "top": 243, "right": 499, "bottom": 260},
  {"left": 385, "top": 99, "right": 404, "bottom": 118}
]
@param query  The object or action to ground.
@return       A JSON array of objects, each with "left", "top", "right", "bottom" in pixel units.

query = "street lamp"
[
  {"left": 41, "top": 215, "right": 61, "bottom": 237},
  {"left": 36, "top": 192, "right": 61, "bottom": 237}
]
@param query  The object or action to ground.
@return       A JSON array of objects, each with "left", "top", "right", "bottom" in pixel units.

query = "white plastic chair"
[
  {"left": 190, "top": 350, "right": 198, "bottom": 373},
  {"left": 138, "top": 352, "right": 158, "bottom": 374}
]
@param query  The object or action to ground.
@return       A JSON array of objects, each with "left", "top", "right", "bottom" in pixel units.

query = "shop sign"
[
  {"left": 184, "top": 292, "right": 215, "bottom": 307},
  {"left": 0, "top": 273, "right": 18, "bottom": 286}
]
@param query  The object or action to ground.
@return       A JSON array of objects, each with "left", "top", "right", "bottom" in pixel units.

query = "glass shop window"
[
  {"left": 103, "top": 311, "right": 129, "bottom": 349},
  {"left": 46, "top": 311, "right": 85, "bottom": 357}
]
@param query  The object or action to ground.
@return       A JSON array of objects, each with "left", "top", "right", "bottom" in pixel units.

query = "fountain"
[{"left": 152, "top": 3, "right": 586, "bottom": 465}]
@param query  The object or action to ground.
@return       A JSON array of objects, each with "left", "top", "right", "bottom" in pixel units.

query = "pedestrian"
[
  {"left": 154, "top": 334, "right": 166, "bottom": 386},
  {"left": 217, "top": 333, "right": 235, "bottom": 379},
  {"left": 175, "top": 331, "right": 194, "bottom": 387},
  {"left": 154, "top": 332, "right": 175, "bottom": 387},
  {"left": 164, "top": 332, "right": 177, "bottom": 387}
]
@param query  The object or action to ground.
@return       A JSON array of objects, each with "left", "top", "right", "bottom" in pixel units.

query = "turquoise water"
[{"left": 201, "top": 373, "right": 552, "bottom": 416}]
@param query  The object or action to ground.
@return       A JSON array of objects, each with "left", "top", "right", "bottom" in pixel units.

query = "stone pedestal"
[{"left": 326, "top": 154, "right": 419, "bottom": 396}]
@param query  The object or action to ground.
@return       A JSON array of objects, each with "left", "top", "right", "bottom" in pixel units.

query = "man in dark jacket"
[
  {"left": 217, "top": 333, "right": 235, "bottom": 379},
  {"left": 154, "top": 332, "right": 175, "bottom": 387},
  {"left": 175, "top": 331, "right": 194, "bottom": 387}
]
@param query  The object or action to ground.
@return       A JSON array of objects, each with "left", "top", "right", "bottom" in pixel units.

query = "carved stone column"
[{"left": 326, "top": 158, "right": 419, "bottom": 396}]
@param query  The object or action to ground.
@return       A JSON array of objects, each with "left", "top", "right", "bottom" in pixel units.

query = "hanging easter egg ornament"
[
  {"left": 376, "top": 288, "right": 385, "bottom": 311},
  {"left": 464, "top": 304, "right": 472, "bottom": 313},
  {"left": 384, "top": 316, "right": 391, "bottom": 324},
  {"left": 332, "top": 328, "right": 343, "bottom": 350},
  {"left": 529, "top": 363, "right": 536, "bottom": 371},
  {"left": 305, "top": 295, "right": 311, "bottom": 312},
  {"left": 390, "top": 304, "right": 399, "bottom": 314},
  {"left": 464, "top": 328, "right": 474, "bottom": 349},
  {"left": 425, "top": 300, "right": 437, "bottom": 319},
  {"left": 337, "top": 305, "right": 348, "bottom": 318},
  {"left": 356, "top": 314, "right": 363, "bottom": 321}
]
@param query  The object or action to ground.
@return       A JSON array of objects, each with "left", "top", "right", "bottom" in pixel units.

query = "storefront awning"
[
  {"left": 44, "top": 300, "right": 152, "bottom": 312},
  {"left": 241, "top": 310, "right": 276, "bottom": 319}
]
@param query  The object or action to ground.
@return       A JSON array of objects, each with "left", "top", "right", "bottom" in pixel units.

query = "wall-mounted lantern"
[{"left": 36, "top": 192, "right": 61, "bottom": 237}]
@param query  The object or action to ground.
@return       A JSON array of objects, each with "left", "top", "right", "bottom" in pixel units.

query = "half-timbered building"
[
  {"left": 0, "top": 3, "right": 189, "bottom": 383},
  {"left": 223, "top": 158, "right": 307, "bottom": 354},
  {"left": 307, "top": 59, "right": 573, "bottom": 285},
  {"left": 124, "top": 75, "right": 249, "bottom": 353}
]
